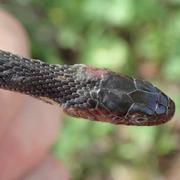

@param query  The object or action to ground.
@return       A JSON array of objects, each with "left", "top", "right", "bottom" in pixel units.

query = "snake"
[{"left": 0, "top": 50, "right": 175, "bottom": 126}]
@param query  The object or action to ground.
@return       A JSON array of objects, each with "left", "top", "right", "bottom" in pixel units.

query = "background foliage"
[{"left": 1, "top": 0, "right": 180, "bottom": 179}]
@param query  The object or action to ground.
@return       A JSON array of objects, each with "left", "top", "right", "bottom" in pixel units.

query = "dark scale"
[{"left": 0, "top": 52, "right": 80, "bottom": 105}]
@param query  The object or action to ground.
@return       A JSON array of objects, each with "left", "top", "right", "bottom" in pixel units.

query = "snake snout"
[
  {"left": 154, "top": 92, "right": 175, "bottom": 122},
  {"left": 167, "top": 98, "right": 175, "bottom": 121}
]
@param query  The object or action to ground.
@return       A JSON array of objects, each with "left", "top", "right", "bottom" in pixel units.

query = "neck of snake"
[{"left": 0, "top": 50, "right": 84, "bottom": 106}]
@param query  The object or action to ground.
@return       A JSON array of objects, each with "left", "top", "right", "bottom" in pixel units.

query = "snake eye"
[{"left": 135, "top": 117, "right": 148, "bottom": 124}]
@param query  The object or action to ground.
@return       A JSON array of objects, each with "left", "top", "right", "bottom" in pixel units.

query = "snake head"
[
  {"left": 61, "top": 65, "right": 175, "bottom": 126},
  {"left": 94, "top": 73, "right": 175, "bottom": 126}
]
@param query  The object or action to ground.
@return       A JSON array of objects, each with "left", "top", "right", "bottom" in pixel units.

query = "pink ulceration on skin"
[{"left": 82, "top": 66, "right": 107, "bottom": 79}]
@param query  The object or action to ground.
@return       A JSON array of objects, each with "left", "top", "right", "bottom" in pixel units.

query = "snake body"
[{"left": 0, "top": 50, "right": 175, "bottom": 126}]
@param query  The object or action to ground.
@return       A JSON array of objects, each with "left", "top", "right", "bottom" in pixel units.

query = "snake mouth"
[
  {"left": 167, "top": 98, "right": 175, "bottom": 121},
  {"left": 145, "top": 98, "right": 175, "bottom": 126}
]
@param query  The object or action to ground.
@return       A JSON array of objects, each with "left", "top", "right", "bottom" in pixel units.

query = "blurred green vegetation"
[{"left": 2, "top": 0, "right": 180, "bottom": 179}]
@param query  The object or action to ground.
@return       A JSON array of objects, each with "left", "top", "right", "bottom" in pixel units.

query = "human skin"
[{"left": 0, "top": 10, "right": 69, "bottom": 180}]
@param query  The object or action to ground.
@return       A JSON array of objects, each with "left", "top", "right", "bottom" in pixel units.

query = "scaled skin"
[{"left": 0, "top": 9, "right": 69, "bottom": 180}]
